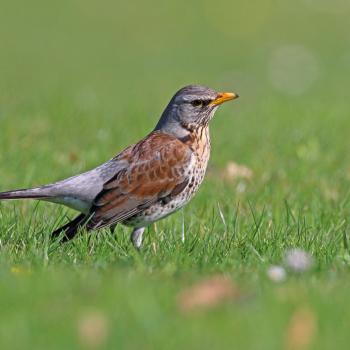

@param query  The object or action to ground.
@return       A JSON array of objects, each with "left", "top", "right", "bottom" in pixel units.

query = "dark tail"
[
  {"left": 51, "top": 213, "right": 90, "bottom": 242},
  {"left": 0, "top": 188, "right": 50, "bottom": 200}
]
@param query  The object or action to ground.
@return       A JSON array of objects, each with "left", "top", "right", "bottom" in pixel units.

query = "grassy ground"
[{"left": 0, "top": 0, "right": 350, "bottom": 348}]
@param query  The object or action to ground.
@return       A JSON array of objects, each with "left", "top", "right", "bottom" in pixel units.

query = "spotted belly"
[
  {"left": 122, "top": 164, "right": 207, "bottom": 228},
  {"left": 123, "top": 126, "right": 211, "bottom": 229}
]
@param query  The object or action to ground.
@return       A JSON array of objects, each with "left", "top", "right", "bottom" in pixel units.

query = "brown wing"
[{"left": 87, "top": 131, "right": 193, "bottom": 229}]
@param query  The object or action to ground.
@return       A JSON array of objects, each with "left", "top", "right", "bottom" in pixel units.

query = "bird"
[{"left": 0, "top": 85, "right": 239, "bottom": 248}]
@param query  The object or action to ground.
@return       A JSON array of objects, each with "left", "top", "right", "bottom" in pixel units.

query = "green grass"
[{"left": 0, "top": 0, "right": 350, "bottom": 348}]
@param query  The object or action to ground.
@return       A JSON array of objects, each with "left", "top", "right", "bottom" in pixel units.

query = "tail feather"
[
  {"left": 51, "top": 213, "right": 89, "bottom": 242},
  {"left": 0, "top": 188, "right": 50, "bottom": 200}
]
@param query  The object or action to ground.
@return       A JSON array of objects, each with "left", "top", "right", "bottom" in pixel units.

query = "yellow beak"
[{"left": 209, "top": 92, "right": 239, "bottom": 106}]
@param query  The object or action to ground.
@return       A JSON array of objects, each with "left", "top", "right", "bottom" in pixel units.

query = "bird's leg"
[
  {"left": 130, "top": 227, "right": 146, "bottom": 249},
  {"left": 109, "top": 224, "right": 117, "bottom": 235}
]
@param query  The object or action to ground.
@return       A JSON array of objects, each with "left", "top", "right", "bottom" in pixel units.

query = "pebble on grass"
[
  {"left": 224, "top": 161, "right": 253, "bottom": 181},
  {"left": 284, "top": 307, "right": 317, "bottom": 350},
  {"left": 177, "top": 275, "right": 240, "bottom": 312},
  {"left": 284, "top": 248, "right": 314, "bottom": 273},
  {"left": 77, "top": 310, "right": 109, "bottom": 349},
  {"left": 267, "top": 265, "right": 287, "bottom": 283}
]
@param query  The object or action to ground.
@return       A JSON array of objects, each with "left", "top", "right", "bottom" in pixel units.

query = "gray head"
[{"left": 154, "top": 85, "right": 239, "bottom": 138}]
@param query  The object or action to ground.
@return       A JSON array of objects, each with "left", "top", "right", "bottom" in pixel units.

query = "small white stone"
[
  {"left": 267, "top": 265, "right": 287, "bottom": 282},
  {"left": 284, "top": 248, "right": 314, "bottom": 273}
]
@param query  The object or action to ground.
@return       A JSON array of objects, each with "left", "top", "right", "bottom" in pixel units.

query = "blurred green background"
[{"left": 0, "top": 0, "right": 350, "bottom": 349}]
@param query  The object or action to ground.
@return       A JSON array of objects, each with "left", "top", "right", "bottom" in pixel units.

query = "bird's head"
[{"left": 155, "top": 85, "right": 239, "bottom": 137}]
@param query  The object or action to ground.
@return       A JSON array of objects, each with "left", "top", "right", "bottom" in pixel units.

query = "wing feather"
[{"left": 87, "top": 131, "right": 193, "bottom": 229}]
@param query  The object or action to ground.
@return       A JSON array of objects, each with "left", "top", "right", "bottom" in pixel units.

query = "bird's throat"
[{"left": 178, "top": 125, "right": 211, "bottom": 161}]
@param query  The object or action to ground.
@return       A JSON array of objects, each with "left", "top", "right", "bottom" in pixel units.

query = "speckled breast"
[{"left": 123, "top": 126, "right": 211, "bottom": 228}]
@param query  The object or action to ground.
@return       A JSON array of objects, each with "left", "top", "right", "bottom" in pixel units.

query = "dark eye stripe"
[
  {"left": 202, "top": 100, "right": 211, "bottom": 106},
  {"left": 191, "top": 100, "right": 202, "bottom": 107},
  {"left": 190, "top": 99, "right": 211, "bottom": 107}
]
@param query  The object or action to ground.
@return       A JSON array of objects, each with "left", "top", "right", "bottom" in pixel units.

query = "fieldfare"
[{"left": 0, "top": 85, "right": 239, "bottom": 248}]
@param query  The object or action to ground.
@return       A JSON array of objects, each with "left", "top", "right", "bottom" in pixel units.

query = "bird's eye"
[{"left": 191, "top": 100, "right": 203, "bottom": 107}]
